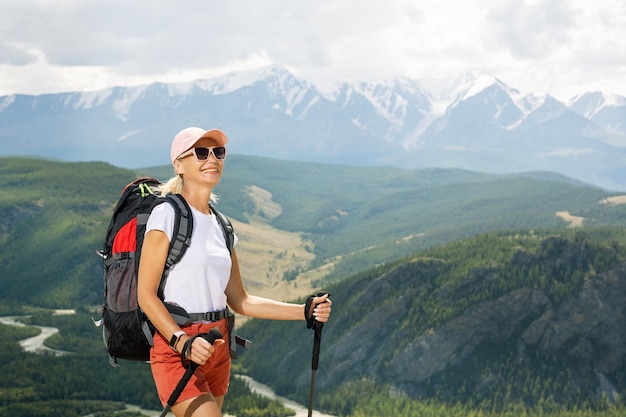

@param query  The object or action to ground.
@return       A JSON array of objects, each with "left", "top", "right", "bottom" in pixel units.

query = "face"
[{"left": 174, "top": 137, "right": 225, "bottom": 188}]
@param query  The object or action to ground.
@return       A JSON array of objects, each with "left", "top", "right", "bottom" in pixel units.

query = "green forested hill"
[
  {"left": 238, "top": 228, "right": 626, "bottom": 415},
  {"left": 148, "top": 156, "right": 626, "bottom": 282},
  {"left": 1, "top": 155, "right": 625, "bottom": 307},
  {"left": 0, "top": 158, "right": 136, "bottom": 306},
  {"left": 4, "top": 229, "right": 624, "bottom": 416}
]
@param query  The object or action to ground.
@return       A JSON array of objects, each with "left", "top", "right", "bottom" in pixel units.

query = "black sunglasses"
[{"left": 179, "top": 146, "right": 227, "bottom": 161}]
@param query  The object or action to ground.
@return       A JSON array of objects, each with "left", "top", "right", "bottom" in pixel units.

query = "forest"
[
  {"left": 2, "top": 228, "right": 626, "bottom": 416},
  {"left": 237, "top": 228, "right": 626, "bottom": 416},
  {"left": 0, "top": 308, "right": 294, "bottom": 417}
]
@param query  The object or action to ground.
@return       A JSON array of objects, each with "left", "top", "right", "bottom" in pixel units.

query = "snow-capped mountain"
[{"left": 1, "top": 65, "right": 625, "bottom": 190}]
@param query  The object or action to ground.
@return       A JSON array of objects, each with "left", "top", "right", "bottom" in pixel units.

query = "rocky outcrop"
[
  {"left": 242, "top": 233, "right": 626, "bottom": 408},
  {"left": 386, "top": 287, "right": 550, "bottom": 383},
  {"left": 318, "top": 235, "right": 626, "bottom": 405}
]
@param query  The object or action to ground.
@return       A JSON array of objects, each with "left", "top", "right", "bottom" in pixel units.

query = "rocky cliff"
[{"left": 245, "top": 231, "right": 626, "bottom": 408}]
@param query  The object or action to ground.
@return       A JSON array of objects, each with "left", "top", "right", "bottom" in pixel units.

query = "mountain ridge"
[{"left": 1, "top": 65, "right": 626, "bottom": 191}]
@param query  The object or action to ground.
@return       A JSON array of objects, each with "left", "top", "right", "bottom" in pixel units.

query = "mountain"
[
  {"left": 568, "top": 91, "right": 626, "bottom": 136},
  {"left": 1, "top": 66, "right": 626, "bottom": 190}
]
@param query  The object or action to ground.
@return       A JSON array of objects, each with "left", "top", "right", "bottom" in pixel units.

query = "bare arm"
[
  {"left": 225, "top": 249, "right": 332, "bottom": 322},
  {"left": 137, "top": 230, "right": 185, "bottom": 342}
]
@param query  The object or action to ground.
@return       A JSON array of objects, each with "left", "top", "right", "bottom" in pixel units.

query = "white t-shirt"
[{"left": 145, "top": 202, "right": 237, "bottom": 314}]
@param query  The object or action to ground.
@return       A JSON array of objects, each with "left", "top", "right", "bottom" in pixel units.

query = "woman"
[{"left": 137, "top": 126, "right": 332, "bottom": 417}]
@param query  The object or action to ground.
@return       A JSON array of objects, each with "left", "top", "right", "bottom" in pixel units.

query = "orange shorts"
[{"left": 150, "top": 318, "right": 231, "bottom": 406}]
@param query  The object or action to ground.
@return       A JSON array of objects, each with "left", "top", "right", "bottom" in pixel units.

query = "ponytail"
[{"left": 156, "top": 174, "right": 218, "bottom": 202}]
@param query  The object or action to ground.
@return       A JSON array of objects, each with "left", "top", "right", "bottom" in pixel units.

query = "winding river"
[
  {"left": 0, "top": 315, "right": 71, "bottom": 356},
  {"left": 0, "top": 314, "right": 335, "bottom": 417},
  {"left": 237, "top": 375, "right": 336, "bottom": 417}
]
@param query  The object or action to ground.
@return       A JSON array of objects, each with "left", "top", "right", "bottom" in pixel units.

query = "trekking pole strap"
[
  {"left": 180, "top": 334, "right": 202, "bottom": 368},
  {"left": 179, "top": 329, "right": 224, "bottom": 367}
]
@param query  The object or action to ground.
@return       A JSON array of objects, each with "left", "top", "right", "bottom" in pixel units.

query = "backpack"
[{"left": 95, "top": 177, "right": 236, "bottom": 365}]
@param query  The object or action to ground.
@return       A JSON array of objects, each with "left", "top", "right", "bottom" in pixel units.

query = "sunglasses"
[{"left": 179, "top": 146, "right": 227, "bottom": 161}]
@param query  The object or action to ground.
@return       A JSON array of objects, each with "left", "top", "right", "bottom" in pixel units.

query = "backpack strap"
[
  {"left": 164, "top": 194, "right": 194, "bottom": 268},
  {"left": 210, "top": 202, "right": 234, "bottom": 254},
  {"left": 142, "top": 193, "right": 195, "bottom": 346},
  {"left": 154, "top": 194, "right": 194, "bottom": 299}
]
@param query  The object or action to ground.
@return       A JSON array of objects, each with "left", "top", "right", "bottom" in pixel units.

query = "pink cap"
[{"left": 170, "top": 127, "right": 229, "bottom": 164}]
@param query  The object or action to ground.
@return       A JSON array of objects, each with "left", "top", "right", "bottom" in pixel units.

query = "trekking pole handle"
[
  {"left": 202, "top": 328, "right": 223, "bottom": 345},
  {"left": 310, "top": 292, "right": 329, "bottom": 371},
  {"left": 305, "top": 292, "right": 330, "bottom": 328},
  {"left": 180, "top": 328, "right": 223, "bottom": 368}
]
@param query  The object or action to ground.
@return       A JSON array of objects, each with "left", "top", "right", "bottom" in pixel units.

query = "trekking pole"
[
  {"left": 307, "top": 292, "right": 329, "bottom": 417},
  {"left": 159, "top": 328, "right": 223, "bottom": 417}
]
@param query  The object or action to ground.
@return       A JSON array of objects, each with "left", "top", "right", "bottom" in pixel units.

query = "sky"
[{"left": 1, "top": 0, "right": 625, "bottom": 101}]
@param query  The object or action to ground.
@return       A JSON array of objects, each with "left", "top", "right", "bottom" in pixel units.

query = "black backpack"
[{"left": 95, "top": 177, "right": 235, "bottom": 365}]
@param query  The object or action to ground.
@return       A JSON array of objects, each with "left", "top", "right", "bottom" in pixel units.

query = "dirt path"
[{"left": 555, "top": 211, "right": 584, "bottom": 227}]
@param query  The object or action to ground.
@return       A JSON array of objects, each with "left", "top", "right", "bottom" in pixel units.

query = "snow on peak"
[
  {"left": 112, "top": 85, "right": 149, "bottom": 121},
  {"left": 603, "top": 92, "right": 626, "bottom": 107},
  {"left": 170, "top": 65, "right": 303, "bottom": 97},
  {"left": 459, "top": 72, "right": 501, "bottom": 101},
  {"left": 346, "top": 79, "right": 410, "bottom": 130},
  {"left": 0, "top": 95, "right": 16, "bottom": 112},
  {"left": 568, "top": 91, "right": 626, "bottom": 119},
  {"left": 515, "top": 92, "right": 548, "bottom": 114},
  {"left": 70, "top": 89, "right": 114, "bottom": 109}
]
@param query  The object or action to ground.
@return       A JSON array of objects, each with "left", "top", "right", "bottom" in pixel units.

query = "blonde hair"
[
  {"left": 156, "top": 174, "right": 217, "bottom": 202},
  {"left": 156, "top": 175, "right": 184, "bottom": 196}
]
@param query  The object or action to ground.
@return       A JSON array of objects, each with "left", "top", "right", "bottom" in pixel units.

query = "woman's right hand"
[{"left": 181, "top": 335, "right": 225, "bottom": 365}]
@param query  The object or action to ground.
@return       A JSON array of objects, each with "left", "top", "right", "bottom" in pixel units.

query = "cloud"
[
  {"left": 0, "top": 0, "right": 624, "bottom": 99},
  {"left": 487, "top": 0, "right": 574, "bottom": 60},
  {"left": 0, "top": 41, "right": 38, "bottom": 65}
]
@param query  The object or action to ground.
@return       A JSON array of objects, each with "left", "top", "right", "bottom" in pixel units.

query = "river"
[
  {"left": 0, "top": 314, "right": 71, "bottom": 356},
  {"left": 0, "top": 314, "right": 335, "bottom": 417},
  {"left": 237, "top": 375, "right": 335, "bottom": 417}
]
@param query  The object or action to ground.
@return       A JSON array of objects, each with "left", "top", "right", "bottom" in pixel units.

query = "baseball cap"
[{"left": 170, "top": 127, "right": 229, "bottom": 164}]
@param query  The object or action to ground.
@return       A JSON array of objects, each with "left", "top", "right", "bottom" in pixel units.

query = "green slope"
[
  {"left": 1, "top": 155, "right": 625, "bottom": 307},
  {"left": 237, "top": 228, "right": 626, "bottom": 413}
]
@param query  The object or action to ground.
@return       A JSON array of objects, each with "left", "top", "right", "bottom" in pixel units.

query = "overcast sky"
[{"left": 1, "top": 0, "right": 625, "bottom": 101}]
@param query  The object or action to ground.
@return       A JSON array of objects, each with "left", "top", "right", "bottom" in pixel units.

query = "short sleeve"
[{"left": 145, "top": 202, "right": 175, "bottom": 242}]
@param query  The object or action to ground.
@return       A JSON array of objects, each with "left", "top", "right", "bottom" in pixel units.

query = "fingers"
[
  {"left": 312, "top": 294, "right": 332, "bottom": 322},
  {"left": 188, "top": 338, "right": 212, "bottom": 365},
  {"left": 187, "top": 338, "right": 225, "bottom": 365}
]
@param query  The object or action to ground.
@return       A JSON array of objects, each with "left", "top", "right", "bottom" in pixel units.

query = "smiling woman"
[{"left": 136, "top": 126, "right": 332, "bottom": 417}]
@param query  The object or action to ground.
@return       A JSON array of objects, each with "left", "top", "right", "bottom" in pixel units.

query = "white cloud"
[{"left": 0, "top": 0, "right": 624, "bottom": 100}]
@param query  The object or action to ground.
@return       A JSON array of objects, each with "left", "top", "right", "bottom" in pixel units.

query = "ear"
[{"left": 173, "top": 159, "right": 184, "bottom": 175}]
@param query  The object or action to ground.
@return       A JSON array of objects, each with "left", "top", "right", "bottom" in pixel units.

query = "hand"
[
  {"left": 309, "top": 293, "right": 332, "bottom": 323},
  {"left": 183, "top": 336, "right": 225, "bottom": 365}
]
